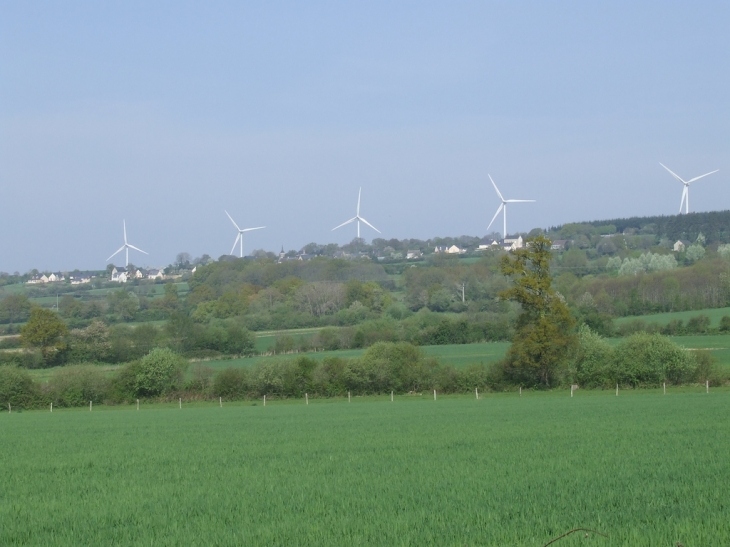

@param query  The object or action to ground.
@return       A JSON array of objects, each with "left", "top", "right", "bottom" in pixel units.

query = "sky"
[{"left": 1, "top": 1, "right": 728, "bottom": 273}]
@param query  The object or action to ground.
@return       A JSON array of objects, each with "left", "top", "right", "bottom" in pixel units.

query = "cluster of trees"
[
  {"left": 0, "top": 308, "right": 257, "bottom": 369},
  {"left": 571, "top": 327, "right": 722, "bottom": 388}
]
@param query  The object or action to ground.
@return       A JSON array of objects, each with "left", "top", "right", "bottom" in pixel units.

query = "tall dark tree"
[{"left": 500, "top": 235, "right": 576, "bottom": 387}]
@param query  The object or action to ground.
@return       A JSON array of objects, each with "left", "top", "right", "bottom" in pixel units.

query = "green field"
[
  {"left": 2, "top": 391, "right": 728, "bottom": 545},
  {"left": 203, "top": 335, "right": 730, "bottom": 374},
  {"left": 615, "top": 306, "right": 730, "bottom": 327}
]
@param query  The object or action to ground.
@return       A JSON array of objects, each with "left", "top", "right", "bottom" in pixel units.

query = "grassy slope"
[{"left": 1, "top": 391, "right": 728, "bottom": 546}]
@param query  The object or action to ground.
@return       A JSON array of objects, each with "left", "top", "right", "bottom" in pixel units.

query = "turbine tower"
[
  {"left": 659, "top": 163, "right": 719, "bottom": 214},
  {"left": 107, "top": 220, "right": 148, "bottom": 267},
  {"left": 332, "top": 187, "right": 381, "bottom": 239},
  {"left": 225, "top": 211, "right": 265, "bottom": 258},
  {"left": 486, "top": 175, "right": 535, "bottom": 239}
]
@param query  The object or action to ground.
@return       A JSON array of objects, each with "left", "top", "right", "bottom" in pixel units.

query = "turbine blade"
[
  {"left": 230, "top": 234, "right": 241, "bottom": 255},
  {"left": 123, "top": 220, "right": 127, "bottom": 244},
  {"left": 659, "top": 163, "right": 686, "bottom": 184},
  {"left": 680, "top": 186, "right": 688, "bottom": 213},
  {"left": 359, "top": 216, "right": 381, "bottom": 234},
  {"left": 357, "top": 187, "right": 361, "bottom": 216},
  {"left": 127, "top": 244, "right": 148, "bottom": 255},
  {"left": 241, "top": 226, "right": 266, "bottom": 232},
  {"left": 487, "top": 204, "right": 504, "bottom": 231},
  {"left": 488, "top": 174, "right": 505, "bottom": 201},
  {"left": 687, "top": 169, "right": 719, "bottom": 183},
  {"left": 505, "top": 199, "right": 536, "bottom": 203},
  {"left": 332, "top": 217, "right": 357, "bottom": 231},
  {"left": 107, "top": 245, "right": 125, "bottom": 261},
  {"left": 225, "top": 210, "right": 241, "bottom": 231}
]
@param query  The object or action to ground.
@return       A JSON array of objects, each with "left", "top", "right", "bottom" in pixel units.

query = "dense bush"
[
  {"left": 134, "top": 348, "right": 187, "bottom": 396},
  {"left": 46, "top": 365, "right": 109, "bottom": 407},
  {"left": 572, "top": 328, "right": 709, "bottom": 388},
  {"left": 0, "top": 365, "right": 43, "bottom": 409}
]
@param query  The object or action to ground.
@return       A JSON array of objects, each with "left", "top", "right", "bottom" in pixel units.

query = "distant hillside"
[{"left": 551, "top": 210, "right": 730, "bottom": 244}]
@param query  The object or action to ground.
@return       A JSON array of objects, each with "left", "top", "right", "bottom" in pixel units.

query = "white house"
[
  {"left": 406, "top": 250, "right": 423, "bottom": 260},
  {"left": 110, "top": 267, "right": 128, "bottom": 283},
  {"left": 551, "top": 240, "right": 568, "bottom": 251},
  {"left": 503, "top": 236, "right": 524, "bottom": 251},
  {"left": 147, "top": 269, "right": 164, "bottom": 280}
]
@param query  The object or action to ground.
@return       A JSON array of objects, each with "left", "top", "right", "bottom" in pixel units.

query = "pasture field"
[
  {"left": 1, "top": 390, "right": 728, "bottom": 546},
  {"left": 615, "top": 306, "right": 730, "bottom": 328},
  {"left": 202, "top": 335, "right": 730, "bottom": 373}
]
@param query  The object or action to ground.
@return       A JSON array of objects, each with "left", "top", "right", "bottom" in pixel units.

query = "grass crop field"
[
  {"left": 203, "top": 335, "right": 730, "bottom": 374},
  {"left": 201, "top": 341, "right": 513, "bottom": 373},
  {"left": 615, "top": 306, "right": 730, "bottom": 327},
  {"left": 2, "top": 390, "right": 728, "bottom": 546}
]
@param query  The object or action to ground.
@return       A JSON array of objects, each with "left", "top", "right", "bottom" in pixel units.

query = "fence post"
[
  {"left": 570, "top": 385, "right": 573, "bottom": 397},
  {"left": 348, "top": 391, "right": 351, "bottom": 403},
  {"left": 219, "top": 396, "right": 222, "bottom": 407},
  {"left": 519, "top": 386, "right": 521, "bottom": 397},
  {"left": 263, "top": 395, "right": 266, "bottom": 407},
  {"left": 706, "top": 380, "right": 709, "bottom": 394},
  {"left": 90, "top": 401, "right": 92, "bottom": 411},
  {"left": 305, "top": 393, "right": 309, "bottom": 405},
  {"left": 433, "top": 390, "right": 437, "bottom": 401},
  {"left": 616, "top": 384, "right": 619, "bottom": 396},
  {"left": 475, "top": 387, "right": 478, "bottom": 400},
  {"left": 50, "top": 402, "right": 52, "bottom": 413},
  {"left": 663, "top": 382, "right": 666, "bottom": 395},
  {"left": 179, "top": 398, "right": 181, "bottom": 409},
  {"left": 391, "top": 391, "right": 393, "bottom": 402}
]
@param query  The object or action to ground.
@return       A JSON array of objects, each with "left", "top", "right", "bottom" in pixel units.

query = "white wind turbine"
[
  {"left": 107, "top": 220, "right": 148, "bottom": 267},
  {"left": 225, "top": 211, "right": 265, "bottom": 258},
  {"left": 659, "top": 163, "right": 719, "bottom": 214},
  {"left": 486, "top": 175, "right": 535, "bottom": 239},
  {"left": 332, "top": 187, "right": 381, "bottom": 239}
]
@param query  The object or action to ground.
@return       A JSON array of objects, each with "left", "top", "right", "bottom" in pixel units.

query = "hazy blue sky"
[{"left": 1, "top": 1, "right": 728, "bottom": 272}]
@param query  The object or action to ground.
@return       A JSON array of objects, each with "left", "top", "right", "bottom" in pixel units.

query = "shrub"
[
  {"left": 134, "top": 348, "right": 187, "bottom": 396},
  {"left": 719, "top": 316, "right": 730, "bottom": 333},
  {"left": 612, "top": 332, "right": 695, "bottom": 386},
  {"left": 686, "top": 314, "right": 711, "bottom": 334},
  {"left": 211, "top": 367, "right": 249, "bottom": 399},
  {"left": 46, "top": 365, "right": 109, "bottom": 407},
  {"left": 572, "top": 325, "right": 614, "bottom": 388},
  {"left": 0, "top": 366, "right": 43, "bottom": 409}
]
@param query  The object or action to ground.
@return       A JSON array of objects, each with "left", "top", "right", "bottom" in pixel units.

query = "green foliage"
[
  {"left": 46, "top": 365, "right": 109, "bottom": 407},
  {"left": 0, "top": 294, "right": 32, "bottom": 324},
  {"left": 66, "top": 320, "right": 112, "bottom": 363},
  {"left": 211, "top": 367, "right": 249, "bottom": 398},
  {"left": 0, "top": 365, "right": 43, "bottom": 409},
  {"left": 612, "top": 332, "right": 695, "bottom": 386},
  {"left": 571, "top": 325, "right": 614, "bottom": 387},
  {"left": 20, "top": 307, "right": 69, "bottom": 365},
  {"left": 135, "top": 348, "right": 187, "bottom": 397},
  {"left": 107, "top": 290, "right": 139, "bottom": 321},
  {"left": 499, "top": 236, "right": 577, "bottom": 387}
]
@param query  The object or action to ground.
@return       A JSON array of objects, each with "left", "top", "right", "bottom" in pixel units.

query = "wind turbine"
[
  {"left": 107, "top": 220, "right": 148, "bottom": 267},
  {"left": 332, "top": 187, "right": 381, "bottom": 239},
  {"left": 486, "top": 175, "right": 535, "bottom": 239},
  {"left": 225, "top": 211, "right": 265, "bottom": 258},
  {"left": 659, "top": 163, "right": 719, "bottom": 214}
]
